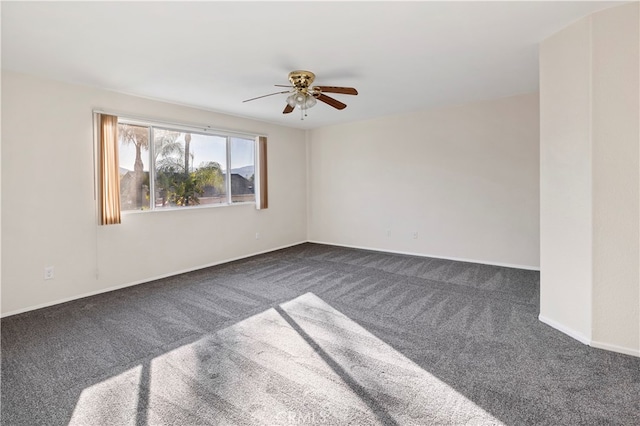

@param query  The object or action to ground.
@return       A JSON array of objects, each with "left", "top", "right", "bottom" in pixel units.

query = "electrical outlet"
[
  {"left": 255, "top": 232, "right": 260, "bottom": 240},
  {"left": 386, "top": 230, "right": 391, "bottom": 237},
  {"left": 412, "top": 231, "right": 419, "bottom": 240},
  {"left": 44, "top": 266, "right": 54, "bottom": 280}
]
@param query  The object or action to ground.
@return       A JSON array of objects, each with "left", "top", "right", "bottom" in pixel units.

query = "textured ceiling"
[{"left": 1, "top": 1, "right": 622, "bottom": 129}]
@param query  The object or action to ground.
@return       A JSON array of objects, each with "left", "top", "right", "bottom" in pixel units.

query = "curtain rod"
[{"left": 92, "top": 109, "right": 267, "bottom": 138}]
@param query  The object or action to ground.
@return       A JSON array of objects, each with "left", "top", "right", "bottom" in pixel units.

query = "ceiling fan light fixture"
[
  {"left": 294, "top": 93, "right": 306, "bottom": 105},
  {"left": 304, "top": 95, "right": 317, "bottom": 109},
  {"left": 287, "top": 92, "right": 317, "bottom": 110},
  {"left": 286, "top": 93, "right": 298, "bottom": 107}
]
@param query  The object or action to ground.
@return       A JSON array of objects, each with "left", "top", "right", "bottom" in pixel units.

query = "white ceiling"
[{"left": 1, "top": 1, "right": 623, "bottom": 129}]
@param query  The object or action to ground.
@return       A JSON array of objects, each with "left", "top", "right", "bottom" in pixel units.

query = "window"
[
  {"left": 230, "top": 137, "right": 256, "bottom": 203},
  {"left": 118, "top": 123, "right": 151, "bottom": 210},
  {"left": 116, "top": 119, "right": 257, "bottom": 211}
]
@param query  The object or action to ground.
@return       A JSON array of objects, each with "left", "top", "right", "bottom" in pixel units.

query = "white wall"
[
  {"left": 540, "top": 2, "right": 640, "bottom": 356},
  {"left": 1, "top": 71, "right": 308, "bottom": 316},
  {"left": 591, "top": 3, "right": 639, "bottom": 354},
  {"left": 308, "top": 93, "right": 540, "bottom": 269},
  {"left": 539, "top": 17, "right": 593, "bottom": 343}
]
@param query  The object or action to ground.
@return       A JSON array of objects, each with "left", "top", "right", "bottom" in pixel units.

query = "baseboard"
[
  {"left": 591, "top": 340, "right": 640, "bottom": 358},
  {"left": 307, "top": 240, "right": 540, "bottom": 271},
  {"left": 5, "top": 239, "right": 637, "bottom": 360},
  {"left": 538, "top": 314, "right": 592, "bottom": 345},
  {"left": 1, "top": 240, "right": 307, "bottom": 318},
  {"left": 1, "top": 239, "right": 538, "bottom": 318}
]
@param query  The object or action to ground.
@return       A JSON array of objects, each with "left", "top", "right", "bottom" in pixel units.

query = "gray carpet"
[{"left": 1, "top": 243, "right": 639, "bottom": 425}]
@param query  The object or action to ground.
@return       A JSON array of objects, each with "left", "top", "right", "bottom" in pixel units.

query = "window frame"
[{"left": 115, "top": 115, "right": 260, "bottom": 213}]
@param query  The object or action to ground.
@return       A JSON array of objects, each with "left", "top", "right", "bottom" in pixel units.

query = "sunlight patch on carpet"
[
  {"left": 70, "top": 292, "right": 502, "bottom": 425},
  {"left": 69, "top": 366, "right": 141, "bottom": 425}
]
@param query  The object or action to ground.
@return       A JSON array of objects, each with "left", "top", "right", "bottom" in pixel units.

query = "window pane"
[
  {"left": 154, "top": 129, "right": 227, "bottom": 208},
  {"left": 230, "top": 137, "right": 256, "bottom": 203},
  {"left": 118, "top": 124, "right": 150, "bottom": 211}
]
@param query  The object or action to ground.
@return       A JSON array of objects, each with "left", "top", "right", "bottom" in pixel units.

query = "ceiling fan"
[{"left": 243, "top": 70, "right": 358, "bottom": 120}]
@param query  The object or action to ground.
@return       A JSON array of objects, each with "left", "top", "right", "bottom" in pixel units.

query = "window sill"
[{"left": 121, "top": 201, "right": 256, "bottom": 215}]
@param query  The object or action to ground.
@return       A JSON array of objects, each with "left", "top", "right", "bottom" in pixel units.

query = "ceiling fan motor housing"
[{"left": 288, "top": 70, "right": 316, "bottom": 91}]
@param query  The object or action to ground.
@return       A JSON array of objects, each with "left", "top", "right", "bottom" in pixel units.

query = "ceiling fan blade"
[
  {"left": 314, "top": 86, "right": 358, "bottom": 95},
  {"left": 283, "top": 104, "right": 294, "bottom": 114},
  {"left": 274, "top": 84, "right": 293, "bottom": 88},
  {"left": 242, "top": 90, "right": 290, "bottom": 103},
  {"left": 317, "top": 93, "right": 347, "bottom": 110}
]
